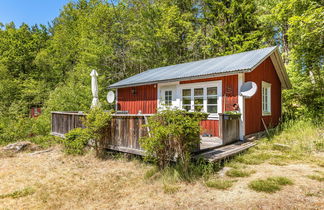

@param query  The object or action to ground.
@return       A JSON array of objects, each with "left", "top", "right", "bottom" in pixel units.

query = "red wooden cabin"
[{"left": 109, "top": 46, "right": 291, "bottom": 140}]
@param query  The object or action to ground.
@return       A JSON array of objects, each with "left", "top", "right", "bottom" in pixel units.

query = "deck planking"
[{"left": 195, "top": 141, "right": 256, "bottom": 162}]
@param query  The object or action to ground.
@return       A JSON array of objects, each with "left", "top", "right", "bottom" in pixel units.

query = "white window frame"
[
  {"left": 180, "top": 81, "right": 222, "bottom": 119},
  {"left": 262, "top": 81, "right": 271, "bottom": 116},
  {"left": 164, "top": 90, "right": 173, "bottom": 106}
]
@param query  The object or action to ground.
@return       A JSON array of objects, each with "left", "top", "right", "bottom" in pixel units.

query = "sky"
[{"left": 0, "top": 0, "right": 71, "bottom": 27}]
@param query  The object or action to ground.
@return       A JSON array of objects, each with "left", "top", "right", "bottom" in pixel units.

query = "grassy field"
[{"left": 0, "top": 121, "right": 323, "bottom": 209}]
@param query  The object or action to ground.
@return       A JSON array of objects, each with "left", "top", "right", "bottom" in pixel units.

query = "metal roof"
[{"left": 110, "top": 46, "right": 278, "bottom": 88}]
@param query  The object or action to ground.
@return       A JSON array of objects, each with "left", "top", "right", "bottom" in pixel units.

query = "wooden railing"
[
  {"left": 51, "top": 112, "right": 152, "bottom": 155},
  {"left": 51, "top": 111, "right": 241, "bottom": 155},
  {"left": 51, "top": 111, "right": 86, "bottom": 138}
]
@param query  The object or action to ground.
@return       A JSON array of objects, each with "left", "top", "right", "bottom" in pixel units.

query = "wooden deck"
[
  {"left": 51, "top": 111, "right": 252, "bottom": 160},
  {"left": 195, "top": 141, "right": 256, "bottom": 162},
  {"left": 200, "top": 137, "right": 222, "bottom": 151}
]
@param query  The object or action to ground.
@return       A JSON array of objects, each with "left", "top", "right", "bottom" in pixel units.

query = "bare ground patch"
[{"left": 0, "top": 147, "right": 323, "bottom": 209}]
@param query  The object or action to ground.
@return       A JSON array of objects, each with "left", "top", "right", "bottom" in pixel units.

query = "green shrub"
[
  {"left": 83, "top": 107, "right": 113, "bottom": 157},
  {"left": 140, "top": 108, "right": 207, "bottom": 172},
  {"left": 205, "top": 179, "right": 234, "bottom": 190},
  {"left": 248, "top": 176, "right": 293, "bottom": 193},
  {"left": 63, "top": 128, "right": 90, "bottom": 155},
  {"left": 62, "top": 108, "right": 113, "bottom": 156},
  {"left": 28, "top": 135, "right": 59, "bottom": 148}
]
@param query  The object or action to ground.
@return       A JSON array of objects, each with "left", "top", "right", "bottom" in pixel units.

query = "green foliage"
[
  {"left": 205, "top": 179, "right": 234, "bottom": 190},
  {"left": 163, "top": 183, "right": 180, "bottom": 194},
  {"left": 223, "top": 111, "right": 241, "bottom": 115},
  {"left": 248, "top": 176, "right": 293, "bottom": 193},
  {"left": 83, "top": 108, "right": 113, "bottom": 156},
  {"left": 225, "top": 169, "right": 255, "bottom": 177},
  {"left": 63, "top": 128, "right": 90, "bottom": 155},
  {"left": 0, "top": 187, "right": 35, "bottom": 199},
  {"left": 307, "top": 174, "right": 324, "bottom": 182},
  {"left": 140, "top": 108, "right": 207, "bottom": 170},
  {"left": 62, "top": 108, "right": 113, "bottom": 155}
]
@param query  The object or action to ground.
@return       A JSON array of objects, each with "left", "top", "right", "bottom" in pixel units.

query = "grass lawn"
[{"left": 0, "top": 120, "right": 323, "bottom": 209}]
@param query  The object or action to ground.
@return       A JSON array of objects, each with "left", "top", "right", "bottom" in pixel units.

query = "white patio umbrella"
[{"left": 90, "top": 69, "right": 100, "bottom": 108}]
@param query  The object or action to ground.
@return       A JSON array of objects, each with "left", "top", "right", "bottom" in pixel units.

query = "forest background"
[{"left": 0, "top": 0, "right": 322, "bottom": 143}]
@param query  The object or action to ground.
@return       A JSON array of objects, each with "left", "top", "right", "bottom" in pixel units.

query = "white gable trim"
[
  {"left": 269, "top": 49, "right": 292, "bottom": 89},
  {"left": 249, "top": 47, "right": 292, "bottom": 89}
]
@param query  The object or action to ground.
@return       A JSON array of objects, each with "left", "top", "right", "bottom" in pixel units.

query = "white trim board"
[{"left": 238, "top": 73, "right": 245, "bottom": 140}]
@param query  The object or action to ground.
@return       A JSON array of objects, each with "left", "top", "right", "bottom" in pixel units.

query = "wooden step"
[{"left": 195, "top": 141, "right": 256, "bottom": 162}]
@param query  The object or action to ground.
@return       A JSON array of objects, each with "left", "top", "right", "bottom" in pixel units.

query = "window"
[
  {"left": 164, "top": 90, "right": 172, "bottom": 106},
  {"left": 182, "top": 89, "right": 191, "bottom": 111},
  {"left": 262, "top": 81, "right": 271, "bottom": 115},
  {"left": 180, "top": 81, "right": 222, "bottom": 118},
  {"left": 194, "top": 88, "right": 203, "bottom": 111},
  {"left": 207, "top": 87, "right": 218, "bottom": 113}
]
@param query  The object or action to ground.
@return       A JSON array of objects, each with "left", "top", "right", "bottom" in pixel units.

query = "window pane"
[
  {"left": 165, "top": 90, "right": 172, "bottom": 106},
  {"left": 194, "top": 98, "right": 203, "bottom": 105},
  {"left": 183, "top": 97, "right": 191, "bottom": 105},
  {"left": 207, "top": 105, "right": 217, "bottom": 113},
  {"left": 207, "top": 87, "right": 217, "bottom": 95},
  {"left": 207, "top": 98, "right": 217, "bottom": 104},
  {"left": 182, "top": 89, "right": 191, "bottom": 96},
  {"left": 194, "top": 88, "right": 203, "bottom": 96},
  {"left": 183, "top": 105, "right": 191, "bottom": 111},
  {"left": 194, "top": 105, "right": 203, "bottom": 111}
]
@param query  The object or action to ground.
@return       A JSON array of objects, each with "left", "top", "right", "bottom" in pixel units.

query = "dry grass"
[{"left": 0, "top": 145, "right": 324, "bottom": 209}]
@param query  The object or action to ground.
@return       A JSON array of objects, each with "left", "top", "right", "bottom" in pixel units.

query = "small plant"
[
  {"left": 63, "top": 128, "right": 90, "bottom": 155},
  {"left": 205, "top": 179, "right": 234, "bottom": 190},
  {"left": 226, "top": 169, "right": 255, "bottom": 177},
  {"left": 163, "top": 183, "right": 180, "bottom": 194},
  {"left": 144, "top": 167, "right": 159, "bottom": 180},
  {"left": 223, "top": 111, "right": 241, "bottom": 115},
  {"left": 0, "top": 187, "right": 35, "bottom": 199},
  {"left": 248, "top": 176, "right": 293, "bottom": 193}
]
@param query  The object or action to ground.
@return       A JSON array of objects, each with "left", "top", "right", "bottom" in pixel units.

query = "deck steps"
[{"left": 195, "top": 141, "right": 256, "bottom": 162}]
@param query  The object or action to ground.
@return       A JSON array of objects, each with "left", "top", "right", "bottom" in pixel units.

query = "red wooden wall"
[
  {"left": 117, "top": 84, "right": 158, "bottom": 114},
  {"left": 181, "top": 75, "right": 238, "bottom": 136},
  {"left": 245, "top": 57, "right": 282, "bottom": 135}
]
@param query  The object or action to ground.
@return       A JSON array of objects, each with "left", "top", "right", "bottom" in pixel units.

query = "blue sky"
[{"left": 0, "top": 0, "right": 71, "bottom": 26}]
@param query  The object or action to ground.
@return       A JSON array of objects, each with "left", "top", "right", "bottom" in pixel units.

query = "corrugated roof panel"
[{"left": 110, "top": 46, "right": 277, "bottom": 88}]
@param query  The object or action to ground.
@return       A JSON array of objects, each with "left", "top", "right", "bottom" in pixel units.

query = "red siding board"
[
  {"left": 117, "top": 84, "right": 158, "bottom": 114},
  {"left": 245, "top": 57, "right": 282, "bottom": 135},
  {"left": 200, "top": 120, "right": 219, "bottom": 136}
]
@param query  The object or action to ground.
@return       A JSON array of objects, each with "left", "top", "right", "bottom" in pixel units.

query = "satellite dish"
[
  {"left": 107, "top": 91, "right": 115, "bottom": 103},
  {"left": 240, "top": 81, "right": 257, "bottom": 98}
]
